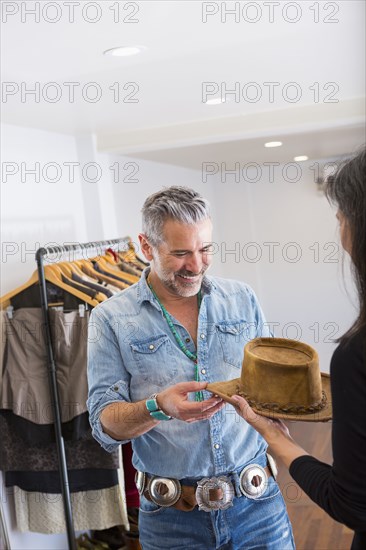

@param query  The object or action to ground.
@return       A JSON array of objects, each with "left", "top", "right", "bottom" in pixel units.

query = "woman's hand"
[
  {"left": 231, "top": 394, "right": 290, "bottom": 440},
  {"left": 231, "top": 394, "right": 308, "bottom": 468}
]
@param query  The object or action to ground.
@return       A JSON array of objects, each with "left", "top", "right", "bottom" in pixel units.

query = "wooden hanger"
[
  {"left": 44, "top": 266, "right": 103, "bottom": 305},
  {"left": 76, "top": 260, "right": 128, "bottom": 290},
  {"left": 117, "top": 250, "right": 146, "bottom": 270},
  {"left": 69, "top": 258, "right": 124, "bottom": 292},
  {"left": 0, "top": 267, "right": 101, "bottom": 310},
  {"left": 104, "top": 251, "right": 117, "bottom": 264},
  {"left": 66, "top": 261, "right": 87, "bottom": 278},
  {"left": 58, "top": 262, "right": 74, "bottom": 278},
  {"left": 51, "top": 264, "right": 108, "bottom": 301},
  {"left": 57, "top": 262, "right": 109, "bottom": 301},
  {"left": 96, "top": 258, "right": 139, "bottom": 284}
]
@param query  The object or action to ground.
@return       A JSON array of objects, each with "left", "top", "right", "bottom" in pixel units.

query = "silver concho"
[
  {"left": 195, "top": 476, "right": 234, "bottom": 512},
  {"left": 239, "top": 464, "right": 268, "bottom": 499},
  {"left": 134, "top": 471, "right": 146, "bottom": 495},
  {"left": 148, "top": 477, "right": 182, "bottom": 507},
  {"left": 266, "top": 453, "right": 278, "bottom": 480}
]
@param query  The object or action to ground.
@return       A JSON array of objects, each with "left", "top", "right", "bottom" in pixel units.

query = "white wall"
[
  {"left": 109, "top": 154, "right": 218, "bottom": 248},
  {"left": 1, "top": 124, "right": 88, "bottom": 295},
  {"left": 209, "top": 161, "right": 357, "bottom": 371},
  {"left": 0, "top": 124, "right": 86, "bottom": 550}
]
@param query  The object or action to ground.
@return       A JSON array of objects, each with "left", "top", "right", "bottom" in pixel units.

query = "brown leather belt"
[{"left": 142, "top": 466, "right": 273, "bottom": 512}]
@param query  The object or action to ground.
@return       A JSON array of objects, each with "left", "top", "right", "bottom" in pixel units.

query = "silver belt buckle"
[
  {"left": 196, "top": 476, "right": 234, "bottom": 512},
  {"left": 239, "top": 464, "right": 268, "bottom": 499},
  {"left": 148, "top": 476, "right": 182, "bottom": 507}
]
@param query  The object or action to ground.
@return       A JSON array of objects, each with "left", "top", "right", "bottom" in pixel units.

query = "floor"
[{"left": 276, "top": 421, "right": 354, "bottom": 550}]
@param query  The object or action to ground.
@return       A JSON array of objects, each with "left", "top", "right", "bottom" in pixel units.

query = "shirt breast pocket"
[
  {"left": 216, "top": 321, "right": 249, "bottom": 369},
  {"left": 130, "top": 334, "right": 177, "bottom": 387}
]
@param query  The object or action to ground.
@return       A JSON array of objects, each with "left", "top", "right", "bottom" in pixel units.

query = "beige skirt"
[{"left": 1, "top": 308, "right": 89, "bottom": 424}]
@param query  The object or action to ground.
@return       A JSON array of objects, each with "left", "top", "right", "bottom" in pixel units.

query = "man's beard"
[{"left": 155, "top": 265, "right": 209, "bottom": 297}]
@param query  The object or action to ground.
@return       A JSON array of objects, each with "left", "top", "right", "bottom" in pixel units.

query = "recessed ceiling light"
[
  {"left": 265, "top": 141, "right": 283, "bottom": 148},
  {"left": 294, "top": 155, "right": 309, "bottom": 162},
  {"left": 103, "top": 46, "right": 145, "bottom": 57},
  {"left": 204, "top": 97, "right": 226, "bottom": 105}
]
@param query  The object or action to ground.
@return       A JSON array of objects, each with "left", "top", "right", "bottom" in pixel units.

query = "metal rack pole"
[
  {"left": 36, "top": 247, "right": 76, "bottom": 550},
  {"left": 35, "top": 237, "right": 131, "bottom": 550}
]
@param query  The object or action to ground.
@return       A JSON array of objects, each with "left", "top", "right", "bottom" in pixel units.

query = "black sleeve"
[{"left": 289, "top": 332, "right": 366, "bottom": 533}]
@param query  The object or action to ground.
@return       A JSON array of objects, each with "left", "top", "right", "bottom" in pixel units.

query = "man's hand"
[
  {"left": 157, "top": 381, "right": 224, "bottom": 423},
  {"left": 100, "top": 381, "right": 224, "bottom": 442}
]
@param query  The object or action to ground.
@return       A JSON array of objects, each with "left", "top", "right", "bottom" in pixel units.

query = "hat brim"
[{"left": 207, "top": 373, "right": 332, "bottom": 422}]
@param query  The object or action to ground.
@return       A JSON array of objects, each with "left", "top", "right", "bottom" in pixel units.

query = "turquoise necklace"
[{"left": 147, "top": 277, "right": 204, "bottom": 402}]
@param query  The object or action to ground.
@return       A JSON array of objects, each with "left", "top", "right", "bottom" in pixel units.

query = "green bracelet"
[{"left": 146, "top": 394, "right": 172, "bottom": 421}]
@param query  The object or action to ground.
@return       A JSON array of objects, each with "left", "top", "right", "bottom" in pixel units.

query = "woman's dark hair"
[{"left": 325, "top": 146, "right": 366, "bottom": 341}]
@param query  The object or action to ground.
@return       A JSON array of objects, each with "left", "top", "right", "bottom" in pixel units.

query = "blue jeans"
[{"left": 139, "top": 477, "right": 295, "bottom": 550}]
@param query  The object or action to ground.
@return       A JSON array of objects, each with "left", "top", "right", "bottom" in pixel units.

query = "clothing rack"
[{"left": 35, "top": 237, "right": 131, "bottom": 550}]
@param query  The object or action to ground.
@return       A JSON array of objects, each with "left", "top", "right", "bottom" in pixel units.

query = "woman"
[{"left": 233, "top": 148, "right": 366, "bottom": 549}]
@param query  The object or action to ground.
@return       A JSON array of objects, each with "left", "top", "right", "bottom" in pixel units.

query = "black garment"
[
  {"left": 0, "top": 410, "right": 90, "bottom": 445},
  {"left": 290, "top": 330, "right": 366, "bottom": 548},
  {"left": 0, "top": 414, "right": 119, "bottom": 471},
  {"left": 10, "top": 282, "right": 83, "bottom": 310},
  {"left": 5, "top": 469, "right": 118, "bottom": 493}
]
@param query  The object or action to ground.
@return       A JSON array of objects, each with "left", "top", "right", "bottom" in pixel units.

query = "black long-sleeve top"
[{"left": 290, "top": 330, "right": 366, "bottom": 548}]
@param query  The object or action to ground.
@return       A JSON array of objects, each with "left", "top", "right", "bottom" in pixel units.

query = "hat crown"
[
  {"left": 206, "top": 337, "right": 332, "bottom": 421},
  {"left": 241, "top": 338, "right": 324, "bottom": 414}
]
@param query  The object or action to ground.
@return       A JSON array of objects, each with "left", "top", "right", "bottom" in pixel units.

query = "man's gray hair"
[{"left": 142, "top": 186, "right": 211, "bottom": 246}]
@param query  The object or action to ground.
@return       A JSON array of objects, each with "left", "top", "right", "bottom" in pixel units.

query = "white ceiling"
[{"left": 2, "top": 0, "right": 365, "bottom": 168}]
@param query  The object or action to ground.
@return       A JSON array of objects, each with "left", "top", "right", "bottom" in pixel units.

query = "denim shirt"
[{"left": 87, "top": 269, "right": 271, "bottom": 479}]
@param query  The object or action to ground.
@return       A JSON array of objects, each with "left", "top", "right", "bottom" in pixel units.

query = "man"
[{"left": 87, "top": 186, "right": 294, "bottom": 549}]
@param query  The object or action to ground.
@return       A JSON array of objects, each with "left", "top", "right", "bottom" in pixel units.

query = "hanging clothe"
[
  {"left": 0, "top": 409, "right": 90, "bottom": 445},
  {"left": 1, "top": 308, "right": 89, "bottom": 424},
  {"left": 12, "top": 485, "right": 125, "bottom": 534},
  {"left": 0, "top": 242, "right": 144, "bottom": 538},
  {"left": 0, "top": 416, "right": 119, "bottom": 471},
  {"left": 5, "top": 469, "right": 118, "bottom": 493}
]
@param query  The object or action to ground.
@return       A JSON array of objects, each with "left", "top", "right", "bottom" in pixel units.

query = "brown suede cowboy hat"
[{"left": 207, "top": 337, "right": 332, "bottom": 422}]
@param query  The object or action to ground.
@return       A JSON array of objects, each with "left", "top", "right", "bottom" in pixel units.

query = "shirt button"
[
  {"left": 201, "top": 368, "right": 206, "bottom": 375},
  {"left": 149, "top": 344, "right": 155, "bottom": 350},
  {"left": 185, "top": 338, "right": 190, "bottom": 343},
  {"left": 214, "top": 443, "right": 220, "bottom": 450},
  {"left": 200, "top": 334, "right": 205, "bottom": 339},
  {"left": 113, "top": 386, "right": 119, "bottom": 391}
]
